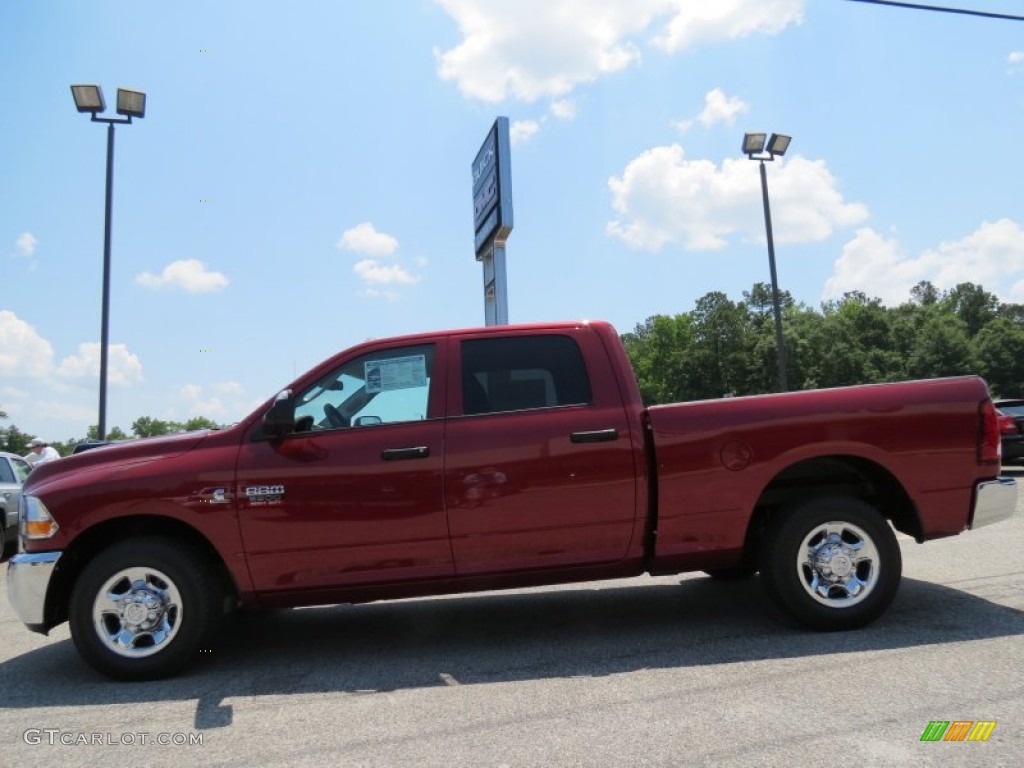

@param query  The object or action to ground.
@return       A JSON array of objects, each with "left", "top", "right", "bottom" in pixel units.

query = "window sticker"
[{"left": 365, "top": 355, "right": 427, "bottom": 393}]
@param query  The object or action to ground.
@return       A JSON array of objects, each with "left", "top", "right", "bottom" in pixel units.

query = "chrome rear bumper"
[{"left": 971, "top": 477, "right": 1017, "bottom": 529}]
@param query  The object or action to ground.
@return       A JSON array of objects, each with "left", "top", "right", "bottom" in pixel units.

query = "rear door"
[{"left": 444, "top": 329, "right": 640, "bottom": 574}]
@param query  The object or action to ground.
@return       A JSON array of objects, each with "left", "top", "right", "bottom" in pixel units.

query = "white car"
[{"left": 0, "top": 451, "right": 32, "bottom": 556}]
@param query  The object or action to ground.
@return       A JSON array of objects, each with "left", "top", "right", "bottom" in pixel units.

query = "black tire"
[
  {"left": 703, "top": 565, "right": 758, "bottom": 580},
  {"left": 759, "top": 496, "right": 901, "bottom": 630},
  {"left": 69, "top": 537, "right": 222, "bottom": 680}
]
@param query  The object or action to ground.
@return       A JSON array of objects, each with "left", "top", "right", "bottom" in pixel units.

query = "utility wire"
[{"left": 845, "top": 0, "right": 1024, "bottom": 21}]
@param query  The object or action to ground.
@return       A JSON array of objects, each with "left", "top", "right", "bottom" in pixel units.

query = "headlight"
[{"left": 20, "top": 495, "right": 59, "bottom": 539}]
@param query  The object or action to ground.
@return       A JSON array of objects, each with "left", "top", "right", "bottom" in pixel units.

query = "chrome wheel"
[
  {"left": 760, "top": 496, "right": 901, "bottom": 630},
  {"left": 797, "top": 521, "right": 879, "bottom": 607},
  {"left": 91, "top": 566, "right": 183, "bottom": 658}
]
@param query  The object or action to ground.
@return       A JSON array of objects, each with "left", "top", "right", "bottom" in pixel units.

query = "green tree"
[
  {"left": 975, "top": 318, "right": 1024, "bottom": 396},
  {"left": 941, "top": 282, "right": 998, "bottom": 337},
  {"left": 910, "top": 280, "right": 939, "bottom": 306},
  {"left": 131, "top": 417, "right": 173, "bottom": 438},
  {"left": 180, "top": 416, "right": 221, "bottom": 431},
  {"left": 1, "top": 424, "right": 35, "bottom": 455},
  {"left": 692, "top": 291, "right": 751, "bottom": 397},
  {"left": 742, "top": 282, "right": 797, "bottom": 394},
  {"left": 906, "top": 313, "right": 975, "bottom": 379},
  {"left": 621, "top": 314, "right": 697, "bottom": 404},
  {"left": 804, "top": 292, "right": 902, "bottom": 388},
  {"left": 86, "top": 425, "right": 129, "bottom": 441}
]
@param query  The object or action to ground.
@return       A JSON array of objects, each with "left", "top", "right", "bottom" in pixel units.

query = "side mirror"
[{"left": 263, "top": 390, "right": 295, "bottom": 437}]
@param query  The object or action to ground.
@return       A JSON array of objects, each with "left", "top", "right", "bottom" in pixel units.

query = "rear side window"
[
  {"left": 0, "top": 459, "right": 13, "bottom": 484},
  {"left": 461, "top": 335, "right": 592, "bottom": 415}
]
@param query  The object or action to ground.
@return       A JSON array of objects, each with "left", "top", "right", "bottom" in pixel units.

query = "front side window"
[
  {"left": 461, "top": 335, "right": 592, "bottom": 415},
  {"left": 295, "top": 343, "right": 434, "bottom": 430}
]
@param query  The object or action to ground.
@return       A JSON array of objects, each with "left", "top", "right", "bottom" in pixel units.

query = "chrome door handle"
[
  {"left": 570, "top": 429, "right": 619, "bottom": 443},
  {"left": 381, "top": 446, "right": 430, "bottom": 461}
]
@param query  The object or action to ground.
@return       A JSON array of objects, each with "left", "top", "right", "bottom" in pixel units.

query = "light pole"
[
  {"left": 743, "top": 132, "right": 791, "bottom": 392},
  {"left": 71, "top": 85, "right": 146, "bottom": 440}
]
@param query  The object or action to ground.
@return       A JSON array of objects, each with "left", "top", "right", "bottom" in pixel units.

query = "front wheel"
[
  {"left": 759, "top": 497, "right": 901, "bottom": 630},
  {"left": 69, "top": 537, "right": 222, "bottom": 680}
]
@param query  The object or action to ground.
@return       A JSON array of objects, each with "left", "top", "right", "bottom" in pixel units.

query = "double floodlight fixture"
[
  {"left": 743, "top": 132, "right": 790, "bottom": 159},
  {"left": 71, "top": 84, "right": 146, "bottom": 120}
]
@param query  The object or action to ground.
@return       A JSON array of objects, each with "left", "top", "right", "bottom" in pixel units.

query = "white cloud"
[
  {"left": 353, "top": 259, "right": 420, "bottom": 285},
  {"left": 135, "top": 259, "right": 229, "bottom": 293},
  {"left": 0, "top": 311, "right": 54, "bottom": 378},
  {"left": 824, "top": 220, "right": 1024, "bottom": 306},
  {"left": 695, "top": 88, "right": 749, "bottom": 128},
  {"left": 1009, "top": 51, "right": 1024, "bottom": 64},
  {"left": 510, "top": 119, "right": 541, "bottom": 145},
  {"left": 15, "top": 232, "right": 38, "bottom": 257},
  {"left": 651, "top": 0, "right": 804, "bottom": 53},
  {"left": 337, "top": 222, "right": 399, "bottom": 256},
  {"left": 56, "top": 343, "right": 144, "bottom": 386},
  {"left": 340, "top": 225, "right": 420, "bottom": 297},
  {"left": 606, "top": 144, "right": 868, "bottom": 252},
  {"left": 30, "top": 400, "right": 96, "bottom": 429},
  {"left": 213, "top": 380, "right": 246, "bottom": 397},
  {"left": 179, "top": 383, "right": 230, "bottom": 418},
  {"left": 550, "top": 99, "right": 577, "bottom": 120},
  {"left": 435, "top": 0, "right": 803, "bottom": 103}
]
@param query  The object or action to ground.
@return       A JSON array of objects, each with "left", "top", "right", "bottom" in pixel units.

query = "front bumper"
[
  {"left": 970, "top": 477, "right": 1017, "bottom": 529},
  {"left": 7, "top": 551, "right": 62, "bottom": 633}
]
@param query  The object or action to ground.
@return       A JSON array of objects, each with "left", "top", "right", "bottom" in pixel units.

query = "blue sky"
[{"left": 2, "top": 0, "right": 1023, "bottom": 440}]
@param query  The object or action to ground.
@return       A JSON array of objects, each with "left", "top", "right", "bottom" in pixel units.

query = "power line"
[{"left": 845, "top": 0, "right": 1024, "bottom": 21}]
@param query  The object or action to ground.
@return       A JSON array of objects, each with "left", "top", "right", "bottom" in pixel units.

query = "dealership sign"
[{"left": 472, "top": 117, "right": 513, "bottom": 257}]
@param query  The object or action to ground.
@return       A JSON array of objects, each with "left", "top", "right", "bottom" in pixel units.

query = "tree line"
[
  {"left": 0, "top": 413, "right": 223, "bottom": 457},
  {"left": 3, "top": 278, "right": 1022, "bottom": 453},
  {"left": 621, "top": 280, "right": 1024, "bottom": 405}
]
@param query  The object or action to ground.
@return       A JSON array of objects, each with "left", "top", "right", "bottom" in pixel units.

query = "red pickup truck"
[{"left": 8, "top": 320, "right": 1017, "bottom": 680}]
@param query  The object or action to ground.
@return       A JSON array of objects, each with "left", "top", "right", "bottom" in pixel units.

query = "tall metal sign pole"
[{"left": 471, "top": 117, "right": 513, "bottom": 325}]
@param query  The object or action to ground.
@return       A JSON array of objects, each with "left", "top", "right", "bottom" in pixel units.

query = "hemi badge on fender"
[{"left": 245, "top": 485, "right": 285, "bottom": 505}]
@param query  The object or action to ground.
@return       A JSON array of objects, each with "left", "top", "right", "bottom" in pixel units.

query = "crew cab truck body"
[{"left": 8, "top": 320, "right": 1017, "bottom": 680}]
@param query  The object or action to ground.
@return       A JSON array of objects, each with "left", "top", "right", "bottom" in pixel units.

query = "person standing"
[{"left": 26, "top": 438, "right": 61, "bottom": 467}]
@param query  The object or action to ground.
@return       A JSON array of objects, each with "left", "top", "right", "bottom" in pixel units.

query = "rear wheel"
[
  {"left": 69, "top": 537, "right": 222, "bottom": 680},
  {"left": 759, "top": 496, "right": 901, "bottom": 630}
]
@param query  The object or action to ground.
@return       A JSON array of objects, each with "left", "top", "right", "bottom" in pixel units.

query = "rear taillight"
[
  {"left": 998, "top": 412, "right": 1019, "bottom": 436},
  {"left": 979, "top": 400, "right": 1002, "bottom": 465}
]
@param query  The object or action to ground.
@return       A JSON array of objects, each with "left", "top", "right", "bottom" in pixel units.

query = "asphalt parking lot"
[{"left": 2, "top": 471, "right": 1022, "bottom": 768}]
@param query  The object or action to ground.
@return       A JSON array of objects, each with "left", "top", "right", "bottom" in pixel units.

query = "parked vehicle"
[
  {"left": 0, "top": 451, "right": 32, "bottom": 556},
  {"left": 7, "top": 320, "right": 1017, "bottom": 680},
  {"left": 70, "top": 440, "right": 113, "bottom": 455},
  {"left": 994, "top": 399, "right": 1024, "bottom": 466}
]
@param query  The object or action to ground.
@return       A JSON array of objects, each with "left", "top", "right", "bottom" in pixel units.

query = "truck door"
[
  {"left": 236, "top": 340, "right": 453, "bottom": 593},
  {"left": 444, "top": 330, "right": 639, "bottom": 574}
]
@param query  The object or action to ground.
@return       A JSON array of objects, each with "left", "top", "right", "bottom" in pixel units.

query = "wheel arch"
[
  {"left": 45, "top": 514, "right": 239, "bottom": 630},
  {"left": 741, "top": 454, "right": 920, "bottom": 560}
]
